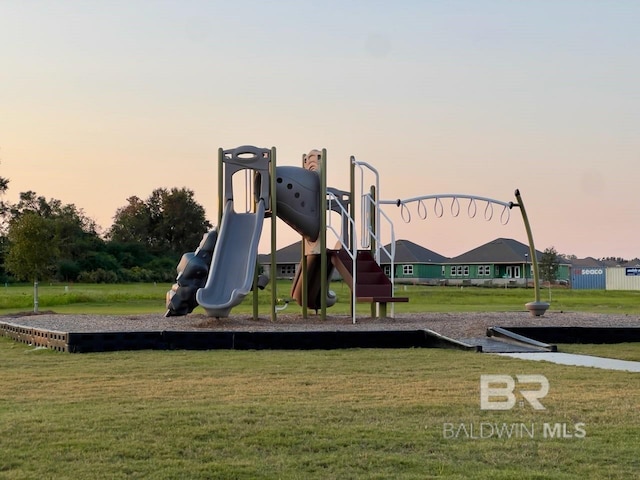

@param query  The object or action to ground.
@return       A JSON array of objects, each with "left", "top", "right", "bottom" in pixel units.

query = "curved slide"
[{"left": 195, "top": 199, "right": 265, "bottom": 317}]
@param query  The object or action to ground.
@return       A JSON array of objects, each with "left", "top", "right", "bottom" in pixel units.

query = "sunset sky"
[{"left": 2, "top": 1, "right": 638, "bottom": 259}]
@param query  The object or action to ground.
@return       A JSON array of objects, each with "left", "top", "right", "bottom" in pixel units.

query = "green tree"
[
  {"left": 539, "top": 246, "right": 559, "bottom": 285},
  {"left": 108, "top": 187, "right": 211, "bottom": 257},
  {"left": 106, "top": 241, "right": 153, "bottom": 269},
  {"left": 5, "top": 191, "right": 105, "bottom": 282},
  {"left": 5, "top": 212, "right": 59, "bottom": 282},
  {"left": 0, "top": 166, "right": 10, "bottom": 280},
  {"left": 9, "top": 190, "right": 63, "bottom": 218},
  {"left": 0, "top": 174, "right": 8, "bottom": 194},
  {"left": 107, "top": 196, "right": 151, "bottom": 246},
  {"left": 0, "top": 169, "right": 9, "bottom": 228},
  {"left": 150, "top": 187, "right": 211, "bottom": 255}
]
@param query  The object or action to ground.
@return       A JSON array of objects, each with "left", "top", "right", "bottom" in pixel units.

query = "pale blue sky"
[{"left": 1, "top": 1, "right": 639, "bottom": 258}]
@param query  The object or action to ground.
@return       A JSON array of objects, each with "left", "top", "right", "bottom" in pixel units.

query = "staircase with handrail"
[{"left": 330, "top": 248, "right": 408, "bottom": 317}]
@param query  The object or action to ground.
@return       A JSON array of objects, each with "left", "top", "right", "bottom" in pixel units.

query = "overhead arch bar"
[{"left": 383, "top": 194, "right": 513, "bottom": 225}]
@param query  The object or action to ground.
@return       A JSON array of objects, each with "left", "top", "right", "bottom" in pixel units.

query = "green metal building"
[
  {"left": 443, "top": 237, "right": 570, "bottom": 287},
  {"left": 379, "top": 239, "right": 448, "bottom": 285},
  {"left": 261, "top": 237, "right": 570, "bottom": 287}
]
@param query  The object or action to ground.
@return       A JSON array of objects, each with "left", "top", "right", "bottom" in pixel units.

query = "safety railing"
[
  {"left": 352, "top": 158, "right": 380, "bottom": 253},
  {"left": 326, "top": 190, "right": 357, "bottom": 324},
  {"left": 351, "top": 157, "right": 401, "bottom": 316},
  {"left": 362, "top": 192, "right": 397, "bottom": 294}
]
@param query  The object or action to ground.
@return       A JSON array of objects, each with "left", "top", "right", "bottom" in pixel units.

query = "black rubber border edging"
[
  {"left": 496, "top": 327, "right": 640, "bottom": 345},
  {"left": 0, "top": 321, "right": 486, "bottom": 353},
  {"left": 67, "top": 331, "right": 165, "bottom": 353},
  {"left": 145, "top": 330, "right": 479, "bottom": 352}
]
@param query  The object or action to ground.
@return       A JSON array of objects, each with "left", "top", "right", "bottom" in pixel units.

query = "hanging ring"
[
  {"left": 417, "top": 199, "right": 428, "bottom": 220},
  {"left": 500, "top": 205, "right": 511, "bottom": 225},
  {"left": 400, "top": 202, "right": 411, "bottom": 223},
  {"left": 484, "top": 202, "right": 494, "bottom": 221},
  {"left": 467, "top": 198, "right": 477, "bottom": 218},
  {"left": 450, "top": 197, "right": 460, "bottom": 217},
  {"left": 434, "top": 198, "right": 444, "bottom": 217}
]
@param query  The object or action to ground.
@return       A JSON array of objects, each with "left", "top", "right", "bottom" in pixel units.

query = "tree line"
[
  {"left": 0, "top": 173, "right": 211, "bottom": 284},
  {"left": 1, "top": 170, "right": 633, "bottom": 286}
]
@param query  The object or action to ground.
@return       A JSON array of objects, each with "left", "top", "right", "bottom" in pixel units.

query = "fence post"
[{"left": 33, "top": 280, "right": 39, "bottom": 313}]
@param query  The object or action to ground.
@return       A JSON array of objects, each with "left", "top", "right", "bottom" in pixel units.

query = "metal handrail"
[
  {"left": 362, "top": 193, "right": 396, "bottom": 293},
  {"left": 326, "top": 191, "right": 357, "bottom": 324},
  {"left": 352, "top": 159, "right": 381, "bottom": 256},
  {"left": 351, "top": 157, "right": 400, "bottom": 317}
]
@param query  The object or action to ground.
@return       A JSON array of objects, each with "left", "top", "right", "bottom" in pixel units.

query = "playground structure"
[{"left": 166, "top": 145, "right": 549, "bottom": 322}]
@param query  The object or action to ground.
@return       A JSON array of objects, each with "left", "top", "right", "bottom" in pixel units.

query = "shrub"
[
  {"left": 57, "top": 259, "right": 81, "bottom": 282},
  {"left": 77, "top": 268, "right": 119, "bottom": 284}
]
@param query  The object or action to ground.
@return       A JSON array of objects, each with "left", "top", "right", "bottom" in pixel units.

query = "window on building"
[
  {"left": 456, "top": 266, "right": 464, "bottom": 276},
  {"left": 383, "top": 265, "right": 391, "bottom": 276},
  {"left": 403, "top": 265, "right": 413, "bottom": 276},
  {"left": 463, "top": 266, "right": 469, "bottom": 276},
  {"left": 280, "top": 264, "right": 296, "bottom": 276},
  {"left": 451, "top": 266, "right": 457, "bottom": 276},
  {"left": 478, "top": 265, "right": 491, "bottom": 276}
]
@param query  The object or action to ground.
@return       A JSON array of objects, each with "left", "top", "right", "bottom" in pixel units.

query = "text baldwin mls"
[{"left": 442, "top": 422, "right": 586, "bottom": 440}]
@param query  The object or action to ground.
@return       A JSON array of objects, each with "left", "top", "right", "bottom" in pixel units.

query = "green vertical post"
[
  {"left": 270, "top": 147, "right": 278, "bottom": 322},
  {"left": 369, "top": 185, "right": 377, "bottom": 318},
  {"left": 320, "top": 148, "right": 327, "bottom": 320},
  {"left": 217, "top": 148, "right": 224, "bottom": 225},
  {"left": 252, "top": 167, "right": 260, "bottom": 321},
  {"left": 349, "top": 157, "right": 356, "bottom": 318},
  {"left": 253, "top": 259, "right": 259, "bottom": 320},
  {"left": 514, "top": 189, "right": 549, "bottom": 316},
  {"left": 301, "top": 243, "right": 308, "bottom": 318},
  {"left": 301, "top": 154, "right": 308, "bottom": 318}
]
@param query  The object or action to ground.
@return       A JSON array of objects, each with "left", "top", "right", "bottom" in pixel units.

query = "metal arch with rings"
[{"left": 387, "top": 194, "right": 512, "bottom": 225}]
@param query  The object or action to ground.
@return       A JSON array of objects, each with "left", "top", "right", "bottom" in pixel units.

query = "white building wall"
[{"left": 606, "top": 267, "right": 640, "bottom": 290}]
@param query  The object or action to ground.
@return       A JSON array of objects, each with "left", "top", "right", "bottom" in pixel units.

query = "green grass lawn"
[
  {"left": 1, "top": 336, "right": 639, "bottom": 479},
  {"left": 557, "top": 343, "right": 640, "bottom": 362},
  {"left": 1, "top": 283, "right": 639, "bottom": 478},
  {"left": 1, "top": 281, "right": 639, "bottom": 315},
  {"left": 0, "top": 283, "right": 169, "bottom": 315}
]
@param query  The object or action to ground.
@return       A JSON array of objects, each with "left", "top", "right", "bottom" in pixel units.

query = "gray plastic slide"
[{"left": 195, "top": 199, "right": 265, "bottom": 317}]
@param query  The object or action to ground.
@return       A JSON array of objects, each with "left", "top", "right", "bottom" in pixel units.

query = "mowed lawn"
[
  {"left": 1, "top": 283, "right": 639, "bottom": 478},
  {"left": 1, "top": 281, "right": 640, "bottom": 315},
  {"left": 1, "top": 337, "right": 639, "bottom": 479}
]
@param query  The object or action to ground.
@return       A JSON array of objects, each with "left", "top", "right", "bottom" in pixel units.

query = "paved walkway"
[
  {"left": 460, "top": 337, "right": 548, "bottom": 353},
  {"left": 498, "top": 352, "right": 640, "bottom": 372}
]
